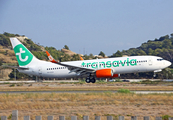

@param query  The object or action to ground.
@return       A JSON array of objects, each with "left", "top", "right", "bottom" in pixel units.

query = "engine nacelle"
[
  {"left": 111, "top": 74, "right": 120, "bottom": 78},
  {"left": 96, "top": 69, "right": 120, "bottom": 78}
]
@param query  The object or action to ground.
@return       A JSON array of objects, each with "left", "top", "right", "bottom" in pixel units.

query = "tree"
[
  {"left": 162, "top": 39, "right": 172, "bottom": 49},
  {"left": 147, "top": 48, "right": 153, "bottom": 55},
  {"left": 71, "top": 54, "right": 80, "bottom": 61},
  {"left": 64, "top": 45, "right": 69, "bottom": 50},
  {"left": 158, "top": 35, "right": 169, "bottom": 41},
  {"left": 60, "top": 54, "right": 71, "bottom": 62},
  {"left": 111, "top": 50, "right": 122, "bottom": 57},
  {"left": 3, "top": 32, "right": 15, "bottom": 37},
  {"left": 89, "top": 53, "right": 94, "bottom": 59},
  {"left": 0, "top": 34, "right": 11, "bottom": 47},
  {"left": 99, "top": 51, "right": 105, "bottom": 57},
  {"left": 137, "top": 49, "right": 146, "bottom": 55},
  {"left": 171, "top": 33, "right": 173, "bottom": 38}
]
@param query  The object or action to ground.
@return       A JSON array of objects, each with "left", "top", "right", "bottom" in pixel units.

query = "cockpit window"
[{"left": 157, "top": 59, "right": 164, "bottom": 61}]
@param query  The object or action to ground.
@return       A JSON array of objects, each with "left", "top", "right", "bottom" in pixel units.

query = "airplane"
[{"left": 9, "top": 37, "right": 171, "bottom": 83}]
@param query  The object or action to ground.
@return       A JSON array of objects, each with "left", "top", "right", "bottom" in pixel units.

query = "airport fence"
[{"left": 1, "top": 110, "right": 173, "bottom": 120}]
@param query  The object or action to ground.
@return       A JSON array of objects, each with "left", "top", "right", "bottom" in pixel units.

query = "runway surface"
[{"left": 0, "top": 91, "right": 173, "bottom": 94}]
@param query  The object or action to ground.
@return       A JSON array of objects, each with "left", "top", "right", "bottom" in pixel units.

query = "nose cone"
[{"left": 166, "top": 61, "right": 172, "bottom": 67}]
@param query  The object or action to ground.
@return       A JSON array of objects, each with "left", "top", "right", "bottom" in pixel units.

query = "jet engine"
[{"left": 96, "top": 69, "right": 120, "bottom": 78}]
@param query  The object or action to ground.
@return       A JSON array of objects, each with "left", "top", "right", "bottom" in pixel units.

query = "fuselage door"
[
  {"left": 148, "top": 57, "right": 153, "bottom": 66},
  {"left": 38, "top": 67, "right": 42, "bottom": 75}
]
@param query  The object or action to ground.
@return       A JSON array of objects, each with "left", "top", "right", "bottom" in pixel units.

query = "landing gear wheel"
[
  {"left": 153, "top": 74, "right": 156, "bottom": 77},
  {"left": 91, "top": 78, "right": 96, "bottom": 83},
  {"left": 85, "top": 78, "right": 90, "bottom": 83}
]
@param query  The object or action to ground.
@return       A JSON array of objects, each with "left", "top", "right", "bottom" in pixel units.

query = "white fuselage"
[{"left": 18, "top": 56, "right": 171, "bottom": 78}]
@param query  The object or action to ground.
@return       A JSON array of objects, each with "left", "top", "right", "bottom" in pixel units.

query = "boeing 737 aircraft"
[{"left": 10, "top": 37, "right": 171, "bottom": 83}]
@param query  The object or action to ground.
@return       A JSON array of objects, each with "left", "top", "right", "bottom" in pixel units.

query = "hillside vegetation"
[
  {"left": 0, "top": 32, "right": 85, "bottom": 79},
  {"left": 111, "top": 34, "right": 173, "bottom": 63},
  {"left": 0, "top": 32, "right": 86, "bottom": 64},
  {"left": 0, "top": 32, "right": 173, "bottom": 80}
]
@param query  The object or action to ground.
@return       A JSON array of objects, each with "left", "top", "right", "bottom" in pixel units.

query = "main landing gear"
[{"left": 85, "top": 77, "right": 96, "bottom": 83}]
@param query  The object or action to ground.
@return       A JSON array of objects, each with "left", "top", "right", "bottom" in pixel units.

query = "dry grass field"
[
  {"left": 1, "top": 82, "right": 173, "bottom": 91},
  {"left": 1, "top": 86, "right": 173, "bottom": 91},
  {"left": 0, "top": 82, "right": 173, "bottom": 120},
  {"left": 0, "top": 92, "right": 173, "bottom": 120}
]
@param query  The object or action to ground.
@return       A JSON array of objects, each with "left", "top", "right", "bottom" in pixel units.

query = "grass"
[
  {"left": 0, "top": 92, "right": 173, "bottom": 120},
  {"left": 0, "top": 82, "right": 173, "bottom": 120},
  {"left": 117, "top": 89, "right": 132, "bottom": 93},
  {"left": 162, "top": 115, "right": 172, "bottom": 120},
  {"left": 0, "top": 84, "right": 173, "bottom": 92},
  {"left": 9, "top": 84, "right": 15, "bottom": 87},
  {"left": 1, "top": 92, "right": 173, "bottom": 108},
  {"left": 0, "top": 92, "right": 172, "bottom": 108}
]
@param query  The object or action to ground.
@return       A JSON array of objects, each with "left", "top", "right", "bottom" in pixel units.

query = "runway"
[{"left": 0, "top": 90, "right": 173, "bottom": 94}]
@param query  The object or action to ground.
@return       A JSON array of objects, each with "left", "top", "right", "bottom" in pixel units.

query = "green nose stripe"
[{"left": 14, "top": 44, "right": 33, "bottom": 66}]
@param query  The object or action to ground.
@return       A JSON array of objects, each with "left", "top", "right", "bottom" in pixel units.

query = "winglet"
[
  {"left": 46, "top": 51, "right": 59, "bottom": 63},
  {"left": 80, "top": 56, "right": 84, "bottom": 60}
]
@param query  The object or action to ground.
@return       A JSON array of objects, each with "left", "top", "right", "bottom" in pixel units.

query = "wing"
[{"left": 46, "top": 51, "right": 95, "bottom": 76}]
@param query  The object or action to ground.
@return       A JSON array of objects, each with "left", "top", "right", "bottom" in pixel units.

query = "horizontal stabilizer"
[{"left": 2, "top": 65, "right": 29, "bottom": 70}]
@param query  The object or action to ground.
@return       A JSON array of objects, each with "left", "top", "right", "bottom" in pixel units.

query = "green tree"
[
  {"left": 171, "top": 33, "right": 173, "bottom": 38},
  {"left": 0, "top": 34, "right": 11, "bottom": 47},
  {"left": 89, "top": 53, "right": 94, "bottom": 59},
  {"left": 158, "top": 35, "right": 169, "bottom": 41},
  {"left": 83, "top": 54, "right": 90, "bottom": 60},
  {"left": 60, "top": 54, "right": 71, "bottom": 62},
  {"left": 147, "top": 48, "right": 153, "bottom": 55},
  {"left": 111, "top": 50, "right": 122, "bottom": 57},
  {"left": 3, "top": 32, "right": 15, "bottom": 37},
  {"left": 99, "top": 51, "right": 105, "bottom": 57},
  {"left": 71, "top": 54, "right": 80, "bottom": 61},
  {"left": 137, "top": 49, "right": 146, "bottom": 55},
  {"left": 162, "top": 39, "right": 172, "bottom": 49},
  {"left": 25, "top": 38, "right": 34, "bottom": 44},
  {"left": 64, "top": 45, "right": 69, "bottom": 50}
]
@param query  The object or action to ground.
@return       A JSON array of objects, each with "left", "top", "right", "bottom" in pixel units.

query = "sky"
[{"left": 0, "top": 0, "right": 173, "bottom": 56}]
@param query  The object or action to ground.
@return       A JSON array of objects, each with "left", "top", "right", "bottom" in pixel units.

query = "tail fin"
[{"left": 10, "top": 37, "right": 40, "bottom": 67}]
